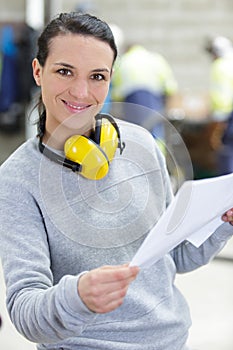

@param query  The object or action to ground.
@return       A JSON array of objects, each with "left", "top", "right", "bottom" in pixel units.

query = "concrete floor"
[{"left": 0, "top": 125, "right": 233, "bottom": 349}]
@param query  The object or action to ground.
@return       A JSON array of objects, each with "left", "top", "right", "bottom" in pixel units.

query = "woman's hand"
[
  {"left": 78, "top": 264, "right": 139, "bottom": 314},
  {"left": 221, "top": 208, "right": 233, "bottom": 226}
]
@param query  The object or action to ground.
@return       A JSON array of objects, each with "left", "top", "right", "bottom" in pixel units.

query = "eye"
[
  {"left": 91, "top": 73, "right": 106, "bottom": 81},
  {"left": 57, "top": 68, "right": 72, "bottom": 76}
]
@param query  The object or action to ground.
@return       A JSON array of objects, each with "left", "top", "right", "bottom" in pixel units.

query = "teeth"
[{"left": 66, "top": 102, "right": 86, "bottom": 110}]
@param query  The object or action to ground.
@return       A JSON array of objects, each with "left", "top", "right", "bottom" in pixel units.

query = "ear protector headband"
[{"left": 39, "top": 114, "right": 125, "bottom": 180}]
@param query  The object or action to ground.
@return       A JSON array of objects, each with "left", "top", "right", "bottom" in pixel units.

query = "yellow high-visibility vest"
[
  {"left": 210, "top": 52, "right": 233, "bottom": 118},
  {"left": 111, "top": 45, "right": 177, "bottom": 101}
]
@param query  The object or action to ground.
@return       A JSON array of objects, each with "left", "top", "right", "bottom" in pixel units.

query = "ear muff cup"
[
  {"left": 64, "top": 135, "right": 109, "bottom": 180},
  {"left": 64, "top": 117, "right": 119, "bottom": 180},
  {"left": 94, "top": 117, "right": 119, "bottom": 161}
]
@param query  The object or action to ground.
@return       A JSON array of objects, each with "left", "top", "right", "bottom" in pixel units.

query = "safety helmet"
[{"left": 205, "top": 36, "right": 233, "bottom": 57}]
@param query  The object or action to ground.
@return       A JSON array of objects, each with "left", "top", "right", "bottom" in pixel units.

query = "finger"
[
  {"left": 79, "top": 267, "right": 137, "bottom": 293},
  {"left": 93, "top": 290, "right": 127, "bottom": 313},
  {"left": 79, "top": 269, "right": 138, "bottom": 311},
  {"left": 93, "top": 265, "right": 139, "bottom": 285},
  {"left": 225, "top": 209, "right": 233, "bottom": 219},
  {"left": 79, "top": 275, "right": 129, "bottom": 313},
  {"left": 88, "top": 269, "right": 139, "bottom": 298},
  {"left": 222, "top": 212, "right": 233, "bottom": 224},
  {"left": 89, "top": 279, "right": 135, "bottom": 313}
]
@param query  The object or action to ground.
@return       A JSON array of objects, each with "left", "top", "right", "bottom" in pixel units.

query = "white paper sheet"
[{"left": 130, "top": 173, "right": 233, "bottom": 269}]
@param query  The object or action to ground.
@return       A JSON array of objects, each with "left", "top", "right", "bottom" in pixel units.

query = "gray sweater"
[{"left": 0, "top": 121, "right": 232, "bottom": 350}]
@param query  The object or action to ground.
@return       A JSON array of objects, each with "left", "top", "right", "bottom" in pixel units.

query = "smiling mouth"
[{"left": 63, "top": 100, "right": 92, "bottom": 111}]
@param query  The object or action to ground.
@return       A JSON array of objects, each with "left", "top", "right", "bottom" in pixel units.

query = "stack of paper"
[{"left": 130, "top": 173, "right": 233, "bottom": 269}]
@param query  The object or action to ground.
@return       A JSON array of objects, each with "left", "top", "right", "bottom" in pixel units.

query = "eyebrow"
[{"left": 54, "top": 62, "right": 111, "bottom": 73}]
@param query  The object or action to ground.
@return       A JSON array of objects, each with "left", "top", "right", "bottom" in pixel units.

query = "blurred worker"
[
  {"left": 205, "top": 36, "right": 233, "bottom": 174},
  {"left": 111, "top": 44, "right": 178, "bottom": 143}
]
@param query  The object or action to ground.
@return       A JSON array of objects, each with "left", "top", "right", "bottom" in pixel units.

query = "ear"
[{"left": 32, "top": 58, "right": 42, "bottom": 86}]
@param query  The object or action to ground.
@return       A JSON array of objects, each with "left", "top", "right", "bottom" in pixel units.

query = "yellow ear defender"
[{"left": 39, "top": 114, "right": 125, "bottom": 180}]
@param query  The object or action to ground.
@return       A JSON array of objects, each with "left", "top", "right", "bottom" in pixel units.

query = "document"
[{"left": 130, "top": 173, "right": 233, "bottom": 269}]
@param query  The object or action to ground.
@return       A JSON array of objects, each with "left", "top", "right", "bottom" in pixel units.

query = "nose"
[{"left": 69, "top": 78, "right": 89, "bottom": 99}]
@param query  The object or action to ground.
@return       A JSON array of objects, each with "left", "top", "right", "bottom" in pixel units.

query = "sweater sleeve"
[
  {"left": 171, "top": 222, "right": 233, "bottom": 273},
  {"left": 0, "top": 182, "right": 96, "bottom": 344}
]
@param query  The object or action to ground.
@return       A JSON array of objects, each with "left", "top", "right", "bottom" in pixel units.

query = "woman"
[{"left": 0, "top": 12, "right": 233, "bottom": 350}]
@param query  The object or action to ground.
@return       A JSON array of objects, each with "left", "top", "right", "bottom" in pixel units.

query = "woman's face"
[{"left": 32, "top": 34, "right": 114, "bottom": 146}]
